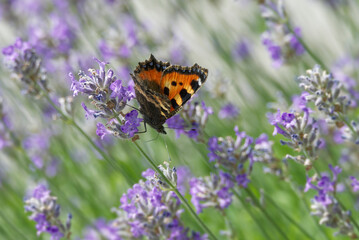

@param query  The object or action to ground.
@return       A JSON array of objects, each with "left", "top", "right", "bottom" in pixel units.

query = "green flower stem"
[
  {"left": 244, "top": 188, "right": 290, "bottom": 240},
  {"left": 133, "top": 141, "right": 218, "bottom": 240},
  {"left": 231, "top": 189, "right": 273, "bottom": 240},
  {"left": 287, "top": 181, "right": 331, "bottom": 239},
  {"left": 40, "top": 90, "right": 135, "bottom": 185},
  {"left": 261, "top": 191, "right": 312, "bottom": 239},
  {"left": 285, "top": 23, "right": 329, "bottom": 71}
]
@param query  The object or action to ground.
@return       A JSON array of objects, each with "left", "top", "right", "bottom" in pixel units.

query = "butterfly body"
[{"left": 131, "top": 55, "right": 208, "bottom": 134}]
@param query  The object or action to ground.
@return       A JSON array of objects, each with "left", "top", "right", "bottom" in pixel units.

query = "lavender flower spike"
[
  {"left": 305, "top": 166, "right": 356, "bottom": 238},
  {"left": 2, "top": 38, "right": 48, "bottom": 96},
  {"left": 117, "top": 168, "right": 207, "bottom": 239},
  {"left": 71, "top": 58, "right": 142, "bottom": 140},
  {"left": 270, "top": 108, "right": 323, "bottom": 169},
  {"left": 207, "top": 126, "right": 253, "bottom": 185},
  {"left": 297, "top": 65, "right": 352, "bottom": 127},
  {"left": 24, "top": 184, "right": 71, "bottom": 240},
  {"left": 189, "top": 172, "right": 234, "bottom": 213}
]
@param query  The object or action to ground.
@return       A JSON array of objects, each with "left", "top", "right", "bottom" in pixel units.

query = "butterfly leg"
[{"left": 136, "top": 121, "right": 147, "bottom": 134}]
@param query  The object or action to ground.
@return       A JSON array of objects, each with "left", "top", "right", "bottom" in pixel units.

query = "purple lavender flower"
[
  {"left": 71, "top": 58, "right": 140, "bottom": 139},
  {"left": 207, "top": 126, "right": 254, "bottom": 185},
  {"left": 252, "top": 134, "right": 283, "bottom": 178},
  {"left": 2, "top": 38, "right": 48, "bottom": 96},
  {"left": 270, "top": 108, "right": 322, "bottom": 168},
  {"left": 23, "top": 131, "right": 54, "bottom": 170},
  {"left": 260, "top": 1, "right": 305, "bottom": 67},
  {"left": 115, "top": 166, "right": 206, "bottom": 239},
  {"left": 28, "top": 15, "right": 76, "bottom": 59},
  {"left": 297, "top": 66, "right": 351, "bottom": 124},
  {"left": 350, "top": 176, "right": 359, "bottom": 192},
  {"left": 232, "top": 39, "right": 250, "bottom": 61},
  {"left": 0, "top": 99, "right": 12, "bottom": 149},
  {"left": 332, "top": 56, "right": 359, "bottom": 108},
  {"left": 176, "top": 166, "right": 192, "bottom": 195},
  {"left": 297, "top": 65, "right": 359, "bottom": 143},
  {"left": 289, "top": 27, "right": 305, "bottom": 55},
  {"left": 83, "top": 219, "right": 124, "bottom": 240},
  {"left": 166, "top": 101, "right": 213, "bottom": 142},
  {"left": 305, "top": 166, "right": 355, "bottom": 237},
  {"left": 218, "top": 103, "right": 239, "bottom": 119},
  {"left": 190, "top": 172, "right": 234, "bottom": 213},
  {"left": 98, "top": 15, "right": 138, "bottom": 61},
  {"left": 120, "top": 110, "right": 142, "bottom": 138},
  {"left": 24, "top": 184, "right": 71, "bottom": 239}
]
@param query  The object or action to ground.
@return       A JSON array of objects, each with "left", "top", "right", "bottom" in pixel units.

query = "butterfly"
[{"left": 131, "top": 54, "right": 208, "bottom": 134}]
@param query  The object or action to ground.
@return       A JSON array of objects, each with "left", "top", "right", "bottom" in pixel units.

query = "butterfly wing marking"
[
  {"left": 160, "top": 64, "right": 208, "bottom": 112},
  {"left": 133, "top": 54, "right": 170, "bottom": 88},
  {"left": 132, "top": 74, "right": 171, "bottom": 129}
]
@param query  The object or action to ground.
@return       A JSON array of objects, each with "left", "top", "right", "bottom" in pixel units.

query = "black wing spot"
[
  {"left": 171, "top": 99, "right": 179, "bottom": 109},
  {"left": 180, "top": 89, "right": 191, "bottom": 103},
  {"left": 164, "top": 87, "right": 170, "bottom": 96},
  {"left": 171, "top": 81, "right": 177, "bottom": 86},
  {"left": 190, "top": 79, "right": 200, "bottom": 91},
  {"left": 179, "top": 82, "right": 183, "bottom": 86}
]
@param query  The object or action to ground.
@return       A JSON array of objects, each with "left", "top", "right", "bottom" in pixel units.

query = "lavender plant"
[
  {"left": 259, "top": 0, "right": 305, "bottom": 67},
  {"left": 24, "top": 184, "right": 72, "bottom": 240},
  {"left": 70, "top": 58, "right": 142, "bottom": 139},
  {"left": 2, "top": 0, "right": 359, "bottom": 240}
]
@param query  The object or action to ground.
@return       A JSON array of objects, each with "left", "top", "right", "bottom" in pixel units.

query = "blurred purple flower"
[
  {"left": 166, "top": 101, "right": 212, "bottom": 141},
  {"left": 350, "top": 176, "right": 359, "bottom": 192},
  {"left": 218, "top": 103, "right": 239, "bottom": 119},
  {"left": 2, "top": 38, "right": 48, "bottom": 96},
  {"left": 190, "top": 172, "right": 234, "bottom": 213},
  {"left": 25, "top": 184, "right": 71, "bottom": 239},
  {"left": 232, "top": 39, "right": 250, "bottom": 60}
]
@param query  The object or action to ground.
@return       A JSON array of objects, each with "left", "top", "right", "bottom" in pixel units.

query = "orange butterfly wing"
[
  {"left": 133, "top": 54, "right": 170, "bottom": 88},
  {"left": 160, "top": 64, "right": 208, "bottom": 112}
]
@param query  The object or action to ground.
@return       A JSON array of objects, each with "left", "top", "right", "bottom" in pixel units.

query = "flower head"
[
  {"left": 208, "top": 126, "right": 254, "bottom": 183},
  {"left": 71, "top": 58, "right": 141, "bottom": 140},
  {"left": 116, "top": 167, "right": 206, "bottom": 239},
  {"left": 2, "top": 38, "right": 48, "bottom": 96},
  {"left": 218, "top": 103, "right": 239, "bottom": 119},
  {"left": 305, "top": 166, "right": 355, "bottom": 237},
  {"left": 270, "top": 109, "right": 322, "bottom": 168},
  {"left": 190, "top": 172, "right": 234, "bottom": 213},
  {"left": 260, "top": 1, "right": 305, "bottom": 67},
  {"left": 24, "top": 184, "right": 71, "bottom": 240},
  {"left": 166, "top": 101, "right": 213, "bottom": 142}
]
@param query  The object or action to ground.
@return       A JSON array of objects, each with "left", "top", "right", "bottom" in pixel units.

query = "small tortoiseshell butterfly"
[{"left": 131, "top": 54, "right": 208, "bottom": 134}]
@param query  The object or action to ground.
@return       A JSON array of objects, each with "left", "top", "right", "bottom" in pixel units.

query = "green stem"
[
  {"left": 133, "top": 141, "right": 218, "bottom": 240},
  {"left": 245, "top": 188, "right": 290, "bottom": 240},
  {"left": 262, "top": 191, "right": 312, "bottom": 239},
  {"left": 0, "top": 210, "right": 28, "bottom": 239},
  {"left": 41, "top": 90, "right": 134, "bottom": 185},
  {"left": 232, "top": 190, "right": 273, "bottom": 240}
]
